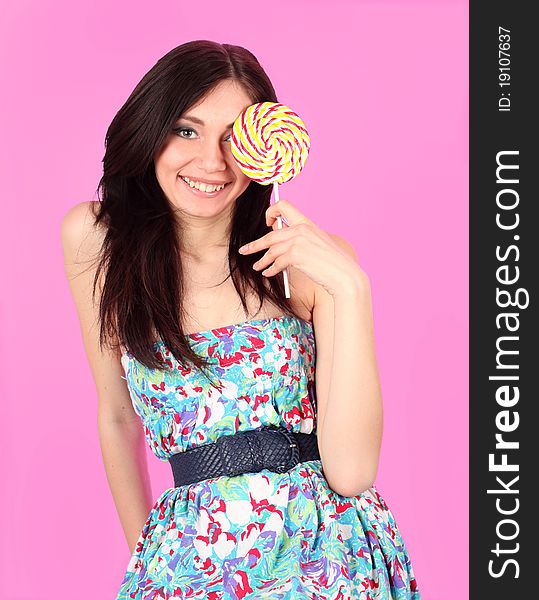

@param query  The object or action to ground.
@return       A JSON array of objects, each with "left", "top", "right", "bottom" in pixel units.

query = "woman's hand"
[{"left": 238, "top": 198, "right": 367, "bottom": 297}]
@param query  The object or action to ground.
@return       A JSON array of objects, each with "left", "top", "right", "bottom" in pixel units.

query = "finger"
[
  {"left": 265, "top": 198, "right": 311, "bottom": 228},
  {"left": 255, "top": 241, "right": 290, "bottom": 273},
  {"left": 239, "top": 228, "right": 290, "bottom": 254},
  {"left": 261, "top": 254, "right": 288, "bottom": 277}
]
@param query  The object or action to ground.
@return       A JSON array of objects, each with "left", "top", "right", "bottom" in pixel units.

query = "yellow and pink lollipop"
[{"left": 231, "top": 102, "right": 311, "bottom": 298}]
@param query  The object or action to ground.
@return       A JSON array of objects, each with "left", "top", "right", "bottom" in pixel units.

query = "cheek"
[
  {"left": 231, "top": 166, "right": 251, "bottom": 187},
  {"left": 155, "top": 137, "right": 185, "bottom": 171},
  {"left": 237, "top": 175, "right": 253, "bottom": 196},
  {"left": 154, "top": 161, "right": 171, "bottom": 188}
]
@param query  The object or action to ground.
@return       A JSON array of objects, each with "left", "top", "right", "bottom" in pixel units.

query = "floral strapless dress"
[{"left": 115, "top": 315, "right": 420, "bottom": 599}]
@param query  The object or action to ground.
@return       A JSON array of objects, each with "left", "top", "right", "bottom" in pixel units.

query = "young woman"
[{"left": 62, "top": 40, "right": 420, "bottom": 599}]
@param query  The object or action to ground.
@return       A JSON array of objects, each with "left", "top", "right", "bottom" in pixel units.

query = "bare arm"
[
  {"left": 61, "top": 201, "right": 154, "bottom": 554},
  {"left": 98, "top": 418, "right": 153, "bottom": 554},
  {"left": 312, "top": 234, "right": 383, "bottom": 497}
]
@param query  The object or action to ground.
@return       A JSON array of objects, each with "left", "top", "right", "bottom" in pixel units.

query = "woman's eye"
[
  {"left": 173, "top": 127, "right": 196, "bottom": 139},
  {"left": 172, "top": 127, "right": 232, "bottom": 143}
]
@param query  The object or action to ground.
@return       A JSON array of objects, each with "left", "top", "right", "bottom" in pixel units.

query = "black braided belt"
[{"left": 168, "top": 425, "right": 321, "bottom": 487}]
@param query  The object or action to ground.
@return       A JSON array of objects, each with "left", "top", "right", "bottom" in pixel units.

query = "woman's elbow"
[
  {"left": 323, "top": 465, "right": 378, "bottom": 498},
  {"left": 332, "top": 479, "right": 376, "bottom": 498}
]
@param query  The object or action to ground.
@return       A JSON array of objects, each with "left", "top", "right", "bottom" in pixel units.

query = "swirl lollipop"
[{"left": 231, "top": 102, "right": 311, "bottom": 297}]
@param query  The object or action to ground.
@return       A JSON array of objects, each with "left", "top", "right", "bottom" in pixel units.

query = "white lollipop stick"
[{"left": 272, "top": 182, "right": 290, "bottom": 298}]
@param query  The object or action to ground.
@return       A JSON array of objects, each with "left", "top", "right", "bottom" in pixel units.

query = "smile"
[{"left": 179, "top": 175, "right": 231, "bottom": 195}]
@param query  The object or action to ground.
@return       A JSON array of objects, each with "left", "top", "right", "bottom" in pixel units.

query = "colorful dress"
[{"left": 116, "top": 315, "right": 420, "bottom": 599}]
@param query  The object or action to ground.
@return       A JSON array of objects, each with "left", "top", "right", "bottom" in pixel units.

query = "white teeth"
[{"left": 180, "top": 176, "right": 226, "bottom": 193}]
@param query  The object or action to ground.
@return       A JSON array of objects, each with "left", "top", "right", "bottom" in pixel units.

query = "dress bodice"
[{"left": 120, "top": 315, "right": 317, "bottom": 461}]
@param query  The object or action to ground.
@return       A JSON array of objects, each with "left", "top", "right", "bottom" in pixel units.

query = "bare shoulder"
[
  {"left": 61, "top": 201, "right": 138, "bottom": 424},
  {"left": 60, "top": 201, "right": 105, "bottom": 267},
  {"left": 290, "top": 232, "right": 359, "bottom": 320},
  {"left": 312, "top": 232, "right": 358, "bottom": 308},
  {"left": 327, "top": 232, "right": 359, "bottom": 261}
]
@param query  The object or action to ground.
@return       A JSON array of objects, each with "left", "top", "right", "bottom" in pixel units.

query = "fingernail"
[{"left": 238, "top": 245, "right": 246, "bottom": 253}]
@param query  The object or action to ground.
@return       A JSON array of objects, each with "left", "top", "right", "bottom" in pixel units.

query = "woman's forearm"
[
  {"left": 318, "top": 275, "right": 384, "bottom": 497},
  {"left": 98, "top": 416, "right": 154, "bottom": 554}
]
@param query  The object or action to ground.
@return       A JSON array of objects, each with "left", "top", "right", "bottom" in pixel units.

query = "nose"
[{"left": 196, "top": 136, "right": 228, "bottom": 174}]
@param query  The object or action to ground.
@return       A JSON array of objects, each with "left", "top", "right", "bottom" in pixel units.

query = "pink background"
[{"left": 0, "top": 1, "right": 468, "bottom": 598}]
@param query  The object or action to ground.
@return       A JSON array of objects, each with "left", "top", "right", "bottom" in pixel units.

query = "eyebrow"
[{"left": 179, "top": 115, "right": 235, "bottom": 129}]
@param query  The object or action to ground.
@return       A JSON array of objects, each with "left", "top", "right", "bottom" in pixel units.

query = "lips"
[
  {"left": 177, "top": 175, "right": 231, "bottom": 197},
  {"left": 181, "top": 176, "right": 230, "bottom": 187}
]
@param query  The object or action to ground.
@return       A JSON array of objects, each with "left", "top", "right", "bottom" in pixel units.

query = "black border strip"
[{"left": 470, "top": 1, "right": 536, "bottom": 595}]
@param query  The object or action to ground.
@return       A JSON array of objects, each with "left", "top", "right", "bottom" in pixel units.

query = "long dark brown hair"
[{"left": 91, "top": 40, "right": 299, "bottom": 384}]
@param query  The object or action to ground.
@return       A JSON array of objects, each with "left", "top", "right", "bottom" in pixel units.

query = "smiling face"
[{"left": 154, "top": 79, "right": 254, "bottom": 220}]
